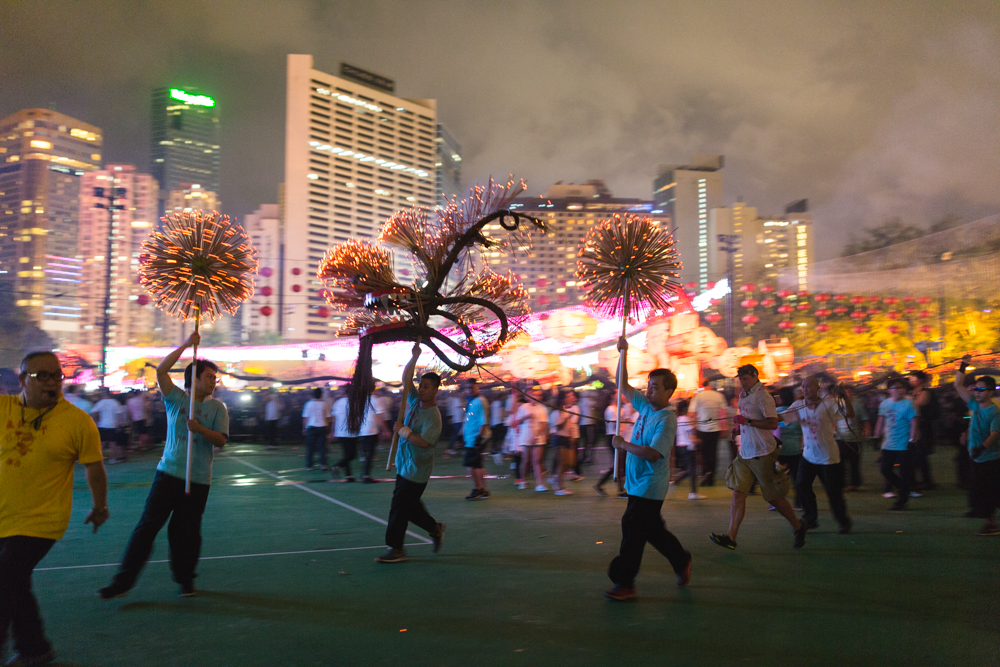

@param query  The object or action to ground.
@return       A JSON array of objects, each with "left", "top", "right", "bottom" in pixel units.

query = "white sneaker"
[
  {"left": 518, "top": 482, "right": 527, "bottom": 490},
  {"left": 535, "top": 485, "right": 549, "bottom": 492},
  {"left": 547, "top": 476, "right": 557, "bottom": 485},
  {"left": 554, "top": 489, "right": 573, "bottom": 496},
  {"left": 688, "top": 493, "right": 707, "bottom": 500},
  {"left": 492, "top": 452, "right": 503, "bottom": 466},
  {"left": 909, "top": 491, "right": 922, "bottom": 498},
  {"left": 882, "top": 492, "right": 897, "bottom": 499}
]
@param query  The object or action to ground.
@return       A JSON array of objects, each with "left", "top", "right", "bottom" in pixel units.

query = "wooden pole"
[
  {"left": 185, "top": 309, "right": 200, "bottom": 495},
  {"left": 386, "top": 338, "right": 422, "bottom": 471}
]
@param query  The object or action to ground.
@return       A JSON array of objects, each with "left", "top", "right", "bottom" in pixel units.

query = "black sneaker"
[
  {"left": 344, "top": 475, "right": 356, "bottom": 483},
  {"left": 890, "top": 500, "right": 907, "bottom": 511},
  {"left": 710, "top": 533, "right": 737, "bottom": 550},
  {"left": 593, "top": 483, "right": 607, "bottom": 497},
  {"left": 465, "top": 489, "right": 484, "bottom": 500},
  {"left": 794, "top": 521, "right": 808, "bottom": 549},
  {"left": 838, "top": 520, "right": 852, "bottom": 535},
  {"left": 477, "top": 490, "right": 490, "bottom": 500},
  {"left": 431, "top": 522, "right": 446, "bottom": 553},
  {"left": 179, "top": 581, "right": 197, "bottom": 597},
  {"left": 362, "top": 476, "right": 376, "bottom": 484},
  {"left": 374, "top": 548, "right": 408, "bottom": 563},
  {"left": 98, "top": 582, "right": 130, "bottom": 600}
]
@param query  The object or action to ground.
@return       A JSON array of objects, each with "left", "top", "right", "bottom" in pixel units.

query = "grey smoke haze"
[{"left": 1, "top": 0, "right": 996, "bottom": 259}]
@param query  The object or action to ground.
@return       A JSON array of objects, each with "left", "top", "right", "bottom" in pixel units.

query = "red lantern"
[
  {"left": 777, "top": 290, "right": 793, "bottom": 298},
  {"left": 884, "top": 297, "right": 899, "bottom": 305},
  {"left": 136, "top": 294, "right": 149, "bottom": 306},
  {"left": 867, "top": 308, "right": 881, "bottom": 316},
  {"left": 291, "top": 267, "right": 302, "bottom": 276},
  {"left": 850, "top": 311, "right": 866, "bottom": 319},
  {"left": 316, "top": 307, "right": 329, "bottom": 318},
  {"left": 887, "top": 325, "right": 901, "bottom": 334},
  {"left": 815, "top": 323, "right": 830, "bottom": 333},
  {"left": 685, "top": 282, "right": 697, "bottom": 289},
  {"left": 918, "top": 310, "right": 932, "bottom": 319},
  {"left": 260, "top": 267, "right": 273, "bottom": 278},
  {"left": 887, "top": 311, "right": 900, "bottom": 320},
  {"left": 904, "top": 306, "right": 917, "bottom": 314},
  {"left": 742, "top": 314, "right": 759, "bottom": 325},
  {"left": 833, "top": 306, "right": 849, "bottom": 314},
  {"left": 917, "top": 296, "right": 932, "bottom": 304},
  {"left": 705, "top": 313, "right": 722, "bottom": 323},
  {"left": 710, "top": 298, "right": 722, "bottom": 305},
  {"left": 815, "top": 293, "right": 831, "bottom": 302},
  {"left": 538, "top": 296, "right": 550, "bottom": 305},
  {"left": 707, "top": 281, "right": 717, "bottom": 289},
  {"left": 261, "top": 286, "right": 273, "bottom": 297},
  {"left": 741, "top": 299, "right": 759, "bottom": 308},
  {"left": 797, "top": 290, "right": 810, "bottom": 298},
  {"left": 536, "top": 279, "right": 548, "bottom": 288},
  {"left": 760, "top": 298, "right": 775, "bottom": 307},
  {"left": 778, "top": 320, "right": 794, "bottom": 330},
  {"left": 833, "top": 294, "right": 847, "bottom": 301},
  {"left": 918, "top": 324, "right": 934, "bottom": 334},
  {"left": 903, "top": 295, "right": 915, "bottom": 302},
  {"left": 797, "top": 302, "right": 811, "bottom": 311},
  {"left": 867, "top": 296, "right": 880, "bottom": 303},
  {"left": 291, "top": 284, "right": 302, "bottom": 293},
  {"left": 851, "top": 325, "right": 868, "bottom": 334},
  {"left": 850, "top": 296, "right": 865, "bottom": 305},
  {"left": 760, "top": 285, "right": 775, "bottom": 293},
  {"left": 815, "top": 308, "right": 831, "bottom": 318},
  {"left": 557, "top": 294, "right": 568, "bottom": 302},
  {"left": 777, "top": 305, "right": 793, "bottom": 314},
  {"left": 740, "top": 283, "right": 757, "bottom": 292},
  {"left": 260, "top": 306, "right": 273, "bottom": 317}
]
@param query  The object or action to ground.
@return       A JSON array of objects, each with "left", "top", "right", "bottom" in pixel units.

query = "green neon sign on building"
[{"left": 170, "top": 88, "right": 216, "bottom": 108}]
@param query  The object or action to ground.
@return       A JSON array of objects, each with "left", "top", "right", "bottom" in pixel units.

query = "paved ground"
[{"left": 18, "top": 443, "right": 999, "bottom": 666}]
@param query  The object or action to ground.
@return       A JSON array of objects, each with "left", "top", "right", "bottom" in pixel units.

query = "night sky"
[{"left": 2, "top": 0, "right": 997, "bottom": 259}]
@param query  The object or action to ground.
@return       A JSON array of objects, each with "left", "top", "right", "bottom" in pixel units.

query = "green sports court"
[{"left": 39, "top": 445, "right": 998, "bottom": 666}]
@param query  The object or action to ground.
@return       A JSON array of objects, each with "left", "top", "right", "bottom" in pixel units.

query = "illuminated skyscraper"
[
  {"left": 0, "top": 108, "right": 103, "bottom": 342},
  {"left": 78, "top": 165, "right": 159, "bottom": 346},
  {"left": 733, "top": 200, "right": 813, "bottom": 290},
  {"left": 240, "top": 203, "right": 281, "bottom": 341},
  {"left": 165, "top": 183, "right": 219, "bottom": 214},
  {"left": 653, "top": 155, "right": 724, "bottom": 290},
  {"left": 436, "top": 123, "right": 462, "bottom": 206},
  {"left": 150, "top": 87, "right": 220, "bottom": 216},
  {"left": 283, "top": 55, "right": 437, "bottom": 341}
]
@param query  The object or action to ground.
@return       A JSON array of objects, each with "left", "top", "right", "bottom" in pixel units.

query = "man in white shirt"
[
  {"left": 689, "top": 379, "right": 728, "bottom": 486},
  {"left": 595, "top": 401, "right": 633, "bottom": 497},
  {"left": 302, "top": 388, "right": 328, "bottom": 470},
  {"left": 263, "top": 390, "right": 282, "bottom": 450},
  {"left": 512, "top": 386, "right": 550, "bottom": 491},
  {"left": 577, "top": 390, "right": 599, "bottom": 466},
  {"left": 127, "top": 390, "right": 151, "bottom": 451},
  {"left": 92, "top": 389, "right": 127, "bottom": 464},
  {"left": 710, "top": 365, "right": 808, "bottom": 550},
  {"left": 781, "top": 376, "right": 854, "bottom": 534}
]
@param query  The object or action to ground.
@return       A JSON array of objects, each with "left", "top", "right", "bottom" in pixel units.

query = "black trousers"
[
  {"left": 264, "top": 420, "right": 278, "bottom": 447},
  {"left": 491, "top": 424, "right": 507, "bottom": 454},
  {"left": 971, "top": 459, "right": 1000, "bottom": 518},
  {"left": 880, "top": 449, "right": 912, "bottom": 502},
  {"left": 608, "top": 496, "right": 689, "bottom": 589},
  {"left": 0, "top": 536, "right": 55, "bottom": 657},
  {"left": 697, "top": 430, "right": 721, "bottom": 484},
  {"left": 580, "top": 424, "right": 598, "bottom": 465},
  {"left": 360, "top": 435, "right": 378, "bottom": 478},
  {"left": 111, "top": 470, "right": 211, "bottom": 589},
  {"left": 837, "top": 439, "right": 863, "bottom": 487},
  {"left": 336, "top": 437, "right": 358, "bottom": 476},
  {"left": 305, "top": 426, "right": 327, "bottom": 468},
  {"left": 385, "top": 475, "right": 438, "bottom": 550},
  {"left": 911, "top": 429, "right": 935, "bottom": 486},
  {"left": 796, "top": 459, "right": 850, "bottom": 527}
]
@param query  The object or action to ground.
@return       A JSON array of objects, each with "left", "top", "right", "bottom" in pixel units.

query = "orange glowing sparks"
[{"left": 138, "top": 210, "right": 258, "bottom": 322}]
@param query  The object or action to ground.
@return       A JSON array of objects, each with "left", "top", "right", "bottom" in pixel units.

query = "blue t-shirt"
[
  {"left": 463, "top": 395, "right": 488, "bottom": 448},
  {"left": 157, "top": 386, "right": 229, "bottom": 485},
  {"left": 396, "top": 394, "right": 443, "bottom": 484},
  {"left": 878, "top": 398, "right": 917, "bottom": 451},
  {"left": 967, "top": 398, "right": 1000, "bottom": 463},
  {"left": 625, "top": 392, "right": 675, "bottom": 501}
]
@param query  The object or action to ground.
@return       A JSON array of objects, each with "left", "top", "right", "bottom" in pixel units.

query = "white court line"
[
  {"left": 36, "top": 543, "right": 428, "bottom": 572},
  {"left": 224, "top": 454, "right": 433, "bottom": 545}
]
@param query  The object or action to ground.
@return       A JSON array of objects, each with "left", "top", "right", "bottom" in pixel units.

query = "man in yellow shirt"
[{"left": 0, "top": 351, "right": 108, "bottom": 667}]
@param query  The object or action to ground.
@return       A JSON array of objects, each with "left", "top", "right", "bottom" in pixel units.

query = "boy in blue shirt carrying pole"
[{"left": 605, "top": 337, "right": 692, "bottom": 601}]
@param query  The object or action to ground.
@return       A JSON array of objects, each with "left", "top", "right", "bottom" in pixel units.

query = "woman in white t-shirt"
[
  {"left": 512, "top": 386, "right": 550, "bottom": 491},
  {"left": 675, "top": 399, "right": 705, "bottom": 499},
  {"left": 549, "top": 390, "right": 580, "bottom": 495}
]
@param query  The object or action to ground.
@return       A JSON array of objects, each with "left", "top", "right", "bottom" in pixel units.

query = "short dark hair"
[
  {"left": 976, "top": 375, "right": 997, "bottom": 390},
  {"left": 815, "top": 372, "right": 835, "bottom": 386},
  {"left": 736, "top": 364, "right": 759, "bottom": 378},
  {"left": 183, "top": 359, "right": 219, "bottom": 389},
  {"left": 20, "top": 351, "right": 59, "bottom": 374},
  {"left": 676, "top": 398, "right": 690, "bottom": 416},
  {"left": 648, "top": 368, "right": 678, "bottom": 393},
  {"left": 421, "top": 372, "right": 441, "bottom": 388},
  {"left": 887, "top": 377, "right": 907, "bottom": 390},
  {"left": 911, "top": 370, "right": 929, "bottom": 383},
  {"left": 312, "top": 388, "right": 323, "bottom": 399},
  {"left": 464, "top": 377, "right": 477, "bottom": 385},
  {"left": 778, "top": 386, "right": 796, "bottom": 407},
  {"left": 702, "top": 379, "right": 713, "bottom": 388}
]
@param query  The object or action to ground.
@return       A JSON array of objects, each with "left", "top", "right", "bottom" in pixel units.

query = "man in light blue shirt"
[
  {"left": 100, "top": 332, "right": 228, "bottom": 599},
  {"left": 376, "top": 344, "right": 446, "bottom": 563},
  {"left": 462, "top": 378, "right": 491, "bottom": 500},
  {"left": 605, "top": 337, "right": 691, "bottom": 602},
  {"left": 954, "top": 355, "right": 1000, "bottom": 536},
  {"left": 875, "top": 378, "right": 918, "bottom": 510}
]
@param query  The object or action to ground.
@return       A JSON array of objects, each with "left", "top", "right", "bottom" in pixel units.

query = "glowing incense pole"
[
  {"left": 139, "top": 210, "right": 258, "bottom": 494},
  {"left": 613, "top": 287, "right": 629, "bottom": 481},
  {"left": 577, "top": 214, "right": 682, "bottom": 481}
]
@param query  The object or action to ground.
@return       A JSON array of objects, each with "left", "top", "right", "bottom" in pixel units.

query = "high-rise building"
[
  {"left": 436, "top": 123, "right": 462, "bottom": 206},
  {"left": 726, "top": 200, "right": 813, "bottom": 289},
  {"left": 78, "top": 165, "right": 159, "bottom": 347},
  {"left": 240, "top": 203, "right": 281, "bottom": 341},
  {"left": 166, "top": 183, "right": 219, "bottom": 215},
  {"left": 283, "top": 55, "right": 437, "bottom": 341},
  {"left": 653, "top": 155, "right": 724, "bottom": 290},
  {"left": 0, "top": 108, "right": 103, "bottom": 342},
  {"left": 151, "top": 87, "right": 220, "bottom": 217},
  {"left": 492, "top": 180, "right": 669, "bottom": 312}
]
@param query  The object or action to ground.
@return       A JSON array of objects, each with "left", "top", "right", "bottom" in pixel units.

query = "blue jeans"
[{"left": 305, "top": 426, "right": 327, "bottom": 468}]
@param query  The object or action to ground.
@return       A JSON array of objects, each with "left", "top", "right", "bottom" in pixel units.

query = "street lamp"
[
  {"left": 717, "top": 234, "right": 739, "bottom": 347},
  {"left": 93, "top": 184, "right": 127, "bottom": 386}
]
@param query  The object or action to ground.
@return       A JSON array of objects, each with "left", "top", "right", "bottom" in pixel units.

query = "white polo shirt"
[
  {"left": 737, "top": 381, "right": 778, "bottom": 458},
  {"left": 782, "top": 397, "right": 841, "bottom": 465}
]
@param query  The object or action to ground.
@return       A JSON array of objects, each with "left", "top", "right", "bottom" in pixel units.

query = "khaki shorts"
[{"left": 725, "top": 450, "right": 791, "bottom": 504}]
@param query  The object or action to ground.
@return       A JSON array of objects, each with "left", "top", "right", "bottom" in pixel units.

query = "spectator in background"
[
  {"left": 330, "top": 388, "right": 357, "bottom": 482},
  {"left": 577, "top": 389, "right": 600, "bottom": 467},
  {"left": 358, "top": 395, "right": 385, "bottom": 484},
  {"left": 445, "top": 390, "right": 465, "bottom": 458},
  {"left": 490, "top": 390, "right": 506, "bottom": 465},
  {"left": 835, "top": 385, "right": 870, "bottom": 491},
  {"left": 462, "top": 379, "right": 491, "bottom": 500},
  {"left": 595, "top": 397, "right": 634, "bottom": 498},
  {"left": 875, "top": 378, "right": 919, "bottom": 511},
  {"left": 513, "top": 385, "right": 549, "bottom": 491},
  {"left": 263, "top": 390, "right": 282, "bottom": 450},
  {"left": 689, "top": 379, "right": 727, "bottom": 487},
  {"left": 92, "top": 389, "right": 127, "bottom": 464},
  {"left": 909, "top": 370, "right": 939, "bottom": 491},
  {"left": 302, "top": 388, "right": 329, "bottom": 471},
  {"left": 64, "top": 383, "right": 93, "bottom": 415},
  {"left": 674, "top": 399, "right": 705, "bottom": 500},
  {"left": 127, "top": 390, "right": 151, "bottom": 452},
  {"left": 775, "top": 387, "right": 803, "bottom": 510},
  {"left": 549, "top": 390, "right": 580, "bottom": 495}
]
